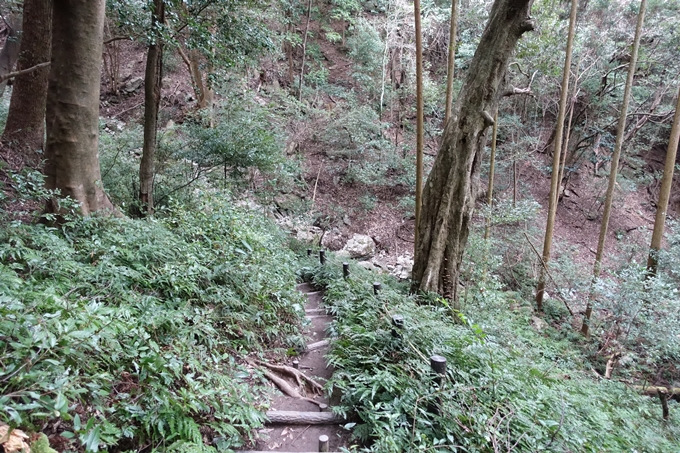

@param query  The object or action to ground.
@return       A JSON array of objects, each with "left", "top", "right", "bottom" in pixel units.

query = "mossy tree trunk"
[
  {"left": 411, "top": 0, "right": 535, "bottom": 298},
  {"left": 2, "top": 0, "right": 52, "bottom": 166},
  {"left": 44, "top": 0, "right": 115, "bottom": 216},
  {"left": 139, "top": 0, "right": 165, "bottom": 216}
]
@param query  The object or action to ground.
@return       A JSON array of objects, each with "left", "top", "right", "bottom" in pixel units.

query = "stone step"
[
  {"left": 305, "top": 314, "right": 332, "bottom": 319},
  {"left": 305, "top": 308, "right": 327, "bottom": 315},
  {"left": 306, "top": 339, "right": 329, "bottom": 351},
  {"left": 265, "top": 410, "right": 346, "bottom": 425}
]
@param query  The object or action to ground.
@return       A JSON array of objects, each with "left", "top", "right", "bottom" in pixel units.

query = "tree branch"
[
  {"left": 0, "top": 61, "right": 50, "bottom": 83},
  {"left": 103, "top": 36, "right": 131, "bottom": 45}
]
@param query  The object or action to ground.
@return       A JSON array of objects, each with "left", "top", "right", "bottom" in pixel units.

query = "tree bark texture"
[
  {"left": 412, "top": 0, "right": 534, "bottom": 297},
  {"left": 2, "top": 0, "right": 52, "bottom": 165},
  {"left": 0, "top": 13, "right": 22, "bottom": 97},
  {"left": 44, "top": 0, "right": 115, "bottom": 215},
  {"left": 444, "top": 0, "right": 458, "bottom": 125},
  {"left": 139, "top": 0, "right": 165, "bottom": 216}
]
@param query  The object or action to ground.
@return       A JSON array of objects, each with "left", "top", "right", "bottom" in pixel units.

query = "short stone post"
[
  {"left": 373, "top": 282, "right": 381, "bottom": 295},
  {"left": 318, "top": 434, "right": 329, "bottom": 452},
  {"left": 319, "top": 250, "right": 326, "bottom": 265},
  {"left": 307, "top": 248, "right": 312, "bottom": 257},
  {"left": 429, "top": 355, "right": 447, "bottom": 415},
  {"left": 391, "top": 314, "right": 404, "bottom": 338},
  {"left": 343, "top": 262, "right": 349, "bottom": 279}
]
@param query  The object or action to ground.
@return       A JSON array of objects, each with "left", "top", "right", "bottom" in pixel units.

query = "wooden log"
[
  {"left": 265, "top": 410, "right": 345, "bottom": 424},
  {"left": 241, "top": 451, "right": 341, "bottom": 453},
  {"left": 307, "top": 339, "right": 329, "bottom": 351},
  {"left": 305, "top": 308, "right": 326, "bottom": 315},
  {"left": 632, "top": 385, "right": 680, "bottom": 397}
]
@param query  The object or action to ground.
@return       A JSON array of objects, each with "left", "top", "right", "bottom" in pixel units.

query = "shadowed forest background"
[{"left": 1, "top": 0, "right": 680, "bottom": 451}]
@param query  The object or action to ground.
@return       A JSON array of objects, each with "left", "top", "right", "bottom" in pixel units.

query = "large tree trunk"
[
  {"left": 44, "top": 0, "right": 115, "bottom": 216},
  {"left": 0, "top": 13, "right": 22, "bottom": 97},
  {"left": 411, "top": 0, "right": 534, "bottom": 298},
  {"left": 2, "top": 0, "right": 52, "bottom": 166},
  {"left": 139, "top": 0, "right": 165, "bottom": 216}
]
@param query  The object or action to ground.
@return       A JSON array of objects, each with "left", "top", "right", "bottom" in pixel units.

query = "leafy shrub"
[
  {"left": 0, "top": 193, "right": 305, "bottom": 452},
  {"left": 303, "top": 254, "right": 680, "bottom": 452}
]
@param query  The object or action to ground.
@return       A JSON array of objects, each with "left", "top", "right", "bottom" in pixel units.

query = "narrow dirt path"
[{"left": 242, "top": 283, "right": 350, "bottom": 452}]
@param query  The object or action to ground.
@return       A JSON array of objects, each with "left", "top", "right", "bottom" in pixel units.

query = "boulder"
[
  {"left": 123, "top": 76, "right": 143, "bottom": 93},
  {"left": 321, "top": 228, "right": 345, "bottom": 250},
  {"left": 390, "top": 254, "right": 413, "bottom": 280},
  {"left": 342, "top": 234, "right": 376, "bottom": 259},
  {"left": 296, "top": 226, "right": 323, "bottom": 244}
]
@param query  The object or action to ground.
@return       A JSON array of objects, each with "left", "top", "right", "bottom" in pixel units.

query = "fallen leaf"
[{"left": 0, "top": 424, "right": 30, "bottom": 453}]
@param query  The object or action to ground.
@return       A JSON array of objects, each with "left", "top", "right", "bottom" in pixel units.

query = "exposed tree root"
[
  {"left": 246, "top": 359, "right": 325, "bottom": 408},
  {"left": 254, "top": 359, "right": 324, "bottom": 394}
]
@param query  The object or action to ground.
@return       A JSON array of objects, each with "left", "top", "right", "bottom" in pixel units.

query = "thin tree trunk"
[
  {"left": 556, "top": 88, "right": 577, "bottom": 204},
  {"left": 484, "top": 107, "right": 498, "bottom": 241},
  {"left": 44, "top": 0, "right": 115, "bottom": 216},
  {"left": 412, "top": 0, "right": 534, "bottom": 298},
  {"left": 286, "top": 22, "right": 294, "bottom": 85},
  {"left": 535, "top": 0, "right": 578, "bottom": 311},
  {"left": 2, "top": 0, "right": 52, "bottom": 167},
  {"left": 444, "top": 0, "right": 458, "bottom": 125},
  {"left": 582, "top": 0, "right": 647, "bottom": 336},
  {"left": 0, "top": 14, "right": 22, "bottom": 97},
  {"left": 512, "top": 158, "right": 517, "bottom": 207},
  {"left": 139, "top": 0, "right": 165, "bottom": 216},
  {"left": 414, "top": 0, "right": 424, "bottom": 249},
  {"left": 646, "top": 88, "right": 680, "bottom": 273},
  {"left": 298, "top": 0, "right": 312, "bottom": 102}
]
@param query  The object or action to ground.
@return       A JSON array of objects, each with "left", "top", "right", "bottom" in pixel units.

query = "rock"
[
  {"left": 296, "top": 226, "right": 323, "bottom": 244},
  {"left": 341, "top": 234, "right": 376, "bottom": 259},
  {"left": 321, "top": 228, "right": 344, "bottom": 250},
  {"left": 336, "top": 249, "right": 351, "bottom": 258},
  {"left": 358, "top": 261, "right": 376, "bottom": 271},
  {"left": 274, "top": 193, "right": 303, "bottom": 213},
  {"left": 342, "top": 214, "right": 351, "bottom": 226},
  {"left": 531, "top": 316, "right": 548, "bottom": 331},
  {"left": 390, "top": 254, "right": 413, "bottom": 280},
  {"left": 123, "top": 76, "right": 143, "bottom": 93},
  {"left": 285, "top": 141, "right": 299, "bottom": 155}
]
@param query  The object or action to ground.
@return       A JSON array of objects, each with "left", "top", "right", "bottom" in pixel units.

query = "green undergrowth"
[
  {"left": 301, "top": 255, "right": 680, "bottom": 452},
  {"left": 0, "top": 191, "right": 306, "bottom": 452}
]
